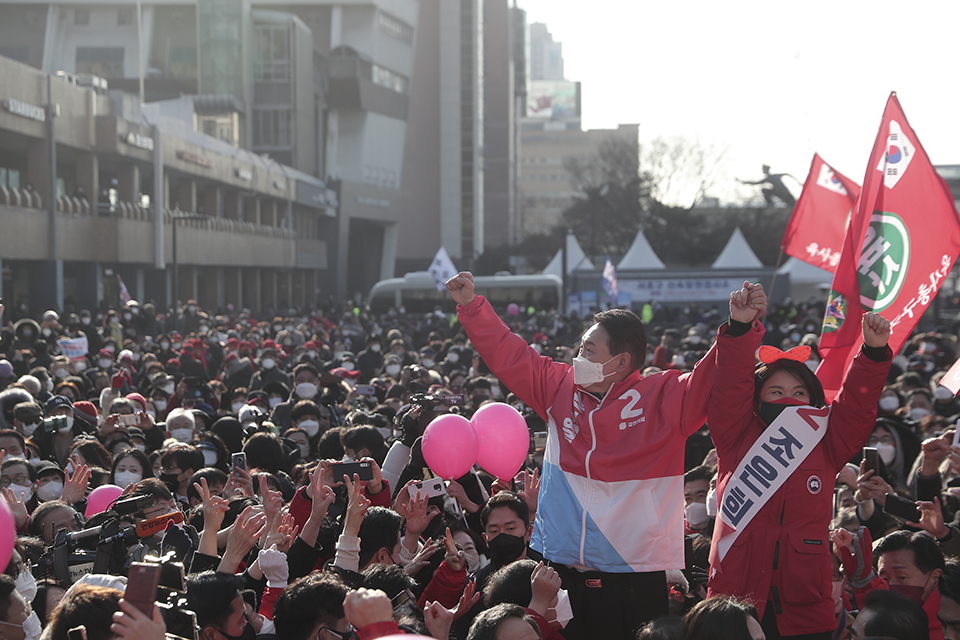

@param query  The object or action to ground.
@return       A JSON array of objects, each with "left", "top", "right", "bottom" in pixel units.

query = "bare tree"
[{"left": 640, "top": 136, "right": 728, "bottom": 208}]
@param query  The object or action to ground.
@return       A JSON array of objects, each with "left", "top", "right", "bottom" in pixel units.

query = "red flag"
[
  {"left": 816, "top": 93, "right": 960, "bottom": 401},
  {"left": 940, "top": 358, "right": 960, "bottom": 397},
  {"left": 782, "top": 154, "right": 860, "bottom": 272}
]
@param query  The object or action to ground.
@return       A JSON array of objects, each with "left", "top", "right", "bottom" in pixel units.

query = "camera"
[
  {"left": 410, "top": 393, "right": 464, "bottom": 410},
  {"left": 147, "top": 551, "right": 198, "bottom": 640},
  {"left": 43, "top": 415, "right": 68, "bottom": 434}
]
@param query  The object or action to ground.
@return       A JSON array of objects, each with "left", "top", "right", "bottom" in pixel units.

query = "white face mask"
[
  {"left": 296, "top": 382, "right": 319, "bottom": 399},
  {"left": 547, "top": 588, "right": 574, "bottom": 629},
  {"left": 15, "top": 568, "right": 37, "bottom": 602},
  {"left": 685, "top": 501, "right": 710, "bottom": 530},
  {"left": 59, "top": 416, "right": 74, "bottom": 435},
  {"left": 163, "top": 383, "right": 175, "bottom": 395},
  {"left": 36, "top": 480, "right": 63, "bottom": 502},
  {"left": 421, "top": 358, "right": 434, "bottom": 368},
  {"left": 447, "top": 353, "right": 459, "bottom": 363},
  {"left": 386, "top": 364, "right": 401, "bottom": 376},
  {"left": 99, "top": 358, "right": 113, "bottom": 369},
  {"left": 170, "top": 428, "right": 194, "bottom": 443},
  {"left": 876, "top": 441, "right": 897, "bottom": 465},
  {"left": 8, "top": 483, "right": 34, "bottom": 503},
  {"left": 268, "top": 396, "right": 282, "bottom": 408},
  {"left": 232, "top": 402, "right": 245, "bottom": 414},
  {"left": 307, "top": 350, "right": 317, "bottom": 359},
  {"left": 262, "top": 358, "right": 276, "bottom": 370},
  {"left": 161, "top": 341, "right": 170, "bottom": 350},
  {"left": 44, "top": 379, "right": 54, "bottom": 392},
  {"left": 155, "top": 399, "right": 168, "bottom": 412},
  {"left": 201, "top": 450, "right": 219, "bottom": 467},
  {"left": 879, "top": 396, "right": 900, "bottom": 412},
  {"left": 463, "top": 547, "right": 481, "bottom": 573},
  {"left": 341, "top": 361, "right": 356, "bottom": 372},
  {"left": 936, "top": 386, "right": 955, "bottom": 401},
  {"left": 299, "top": 419, "right": 320, "bottom": 438},
  {"left": 81, "top": 317, "right": 91, "bottom": 325},
  {"left": 20, "top": 421, "right": 40, "bottom": 438},
  {"left": 114, "top": 471, "right": 143, "bottom": 488},
  {"left": 572, "top": 354, "right": 620, "bottom": 386},
  {"left": 54, "top": 368, "right": 69, "bottom": 379},
  {"left": 370, "top": 344, "right": 381, "bottom": 353},
  {"left": 706, "top": 487, "right": 718, "bottom": 517},
  {"left": 910, "top": 407, "right": 932, "bottom": 422},
  {"left": 21, "top": 609, "right": 41, "bottom": 640}
]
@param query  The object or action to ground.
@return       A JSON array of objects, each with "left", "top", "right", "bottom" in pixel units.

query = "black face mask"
[
  {"left": 758, "top": 399, "right": 804, "bottom": 426},
  {"left": 209, "top": 623, "right": 256, "bottom": 640},
  {"left": 487, "top": 532, "right": 526, "bottom": 567},
  {"left": 159, "top": 472, "right": 181, "bottom": 493}
]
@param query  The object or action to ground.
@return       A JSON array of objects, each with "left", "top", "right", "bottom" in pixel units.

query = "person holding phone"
[{"left": 706, "top": 282, "right": 892, "bottom": 640}]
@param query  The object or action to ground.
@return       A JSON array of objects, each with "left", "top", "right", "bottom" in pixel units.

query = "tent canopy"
[
  {"left": 712, "top": 227, "right": 763, "bottom": 269},
  {"left": 543, "top": 232, "right": 595, "bottom": 276},
  {"left": 617, "top": 228, "right": 665, "bottom": 270}
]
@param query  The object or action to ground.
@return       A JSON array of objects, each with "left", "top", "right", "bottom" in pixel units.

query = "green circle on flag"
[{"left": 857, "top": 212, "right": 910, "bottom": 312}]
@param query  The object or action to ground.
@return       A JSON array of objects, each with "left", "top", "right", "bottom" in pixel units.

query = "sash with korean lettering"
[{"left": 711, "top": 405, "right": 831, "bottom": 570}]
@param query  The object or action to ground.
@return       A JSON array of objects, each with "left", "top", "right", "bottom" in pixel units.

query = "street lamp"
[{"left": 170, "top": 209, "right": 206, "bottom": 308}]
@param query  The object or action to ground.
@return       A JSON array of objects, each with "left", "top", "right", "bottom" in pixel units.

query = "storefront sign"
[{"left": 3, "top": 99, "right": 46, "bottom": 122}]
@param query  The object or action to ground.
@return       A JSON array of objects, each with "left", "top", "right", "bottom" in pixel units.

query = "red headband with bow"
[{"left": 757, "top": 345, "right": 811, "bottom": 365}]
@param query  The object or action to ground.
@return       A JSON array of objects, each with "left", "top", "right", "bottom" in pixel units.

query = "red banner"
[
  {"left": 783, "top": 154, "right": 860, "bottom": 272},
  {"left": 816, "top": 93, "right": 960, "bottom": 401}
]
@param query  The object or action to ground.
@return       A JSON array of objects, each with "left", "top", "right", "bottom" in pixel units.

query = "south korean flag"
[
  {"left": 816, "top": 162, "right": 848, "bottom": 195},
  {"left": 877, "top": 120, "right": 915, "bottom": 189}
]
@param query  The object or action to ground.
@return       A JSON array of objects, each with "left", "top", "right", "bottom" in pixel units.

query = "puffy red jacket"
[{"left": 706, "top": 321, "right": 890, "bottom": 635}]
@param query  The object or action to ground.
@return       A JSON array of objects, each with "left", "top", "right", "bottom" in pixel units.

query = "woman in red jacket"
[{"left": 707, "top": 282, "right": 892, "bottom": 640}]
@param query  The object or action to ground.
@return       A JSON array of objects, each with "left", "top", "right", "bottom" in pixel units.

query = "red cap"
[
  {"left": 331, "top": 367, "right": 361, "bottom": 380},
  {"left": 226, "top": 338, "right": 239, "bottom": 347},
  {"left": 98, "top": 348, "right": 114, "bottom": 358},
  {"left": 304, "top": 341, "right": 317, "bottom": 350},
  {"left": 73, "top": 401, "right": 98, "bottom": 424},
  {"left": 126, "top": 393, "right": 147, "bottom": 412},
  {"left": 262, "top": 339, "right": 278, "bottom": 350}
]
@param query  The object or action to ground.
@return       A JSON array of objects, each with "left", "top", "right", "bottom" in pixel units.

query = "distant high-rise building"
[{"left": 528, "top": 22, "right": 563, "bottom": 81}]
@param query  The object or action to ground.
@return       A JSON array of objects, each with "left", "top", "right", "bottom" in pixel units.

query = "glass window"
[
  {"left": 377, "top": 11, "right": 414, "bottom": 45},
  {"left": 253, "top": 109, "right": 291, "bottom": 148},
  {"left": 254, "top": 25, "right": 290, "bottom": 81},
  {"left": 76, "top": 47, "right": 124, "bottom": 78}
]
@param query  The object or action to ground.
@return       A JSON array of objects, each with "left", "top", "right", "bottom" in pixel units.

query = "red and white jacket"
[{"left": 459, "top": 296, "right": 716, "bottom": 572}]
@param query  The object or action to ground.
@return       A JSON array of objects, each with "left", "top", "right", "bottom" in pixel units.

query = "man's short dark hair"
[
  {"left": 466, "top": 603, "right": 541, "bottom": 640},
  {"left": 859, "top": 589, "right": 930, "bottom": 640},
  {"left": 941, "top": 560, "right": 960, "bottom": 605},
  {"left": 273, "top": 573, "right": 349, "bottom": 640},
  {"left": 483, "top": 559, "right": 536, "bottom": 608},
  {"left": 592, "top": 308, "right": 647, "bottom": 373},
  {"left": 0, "top": 574, "right": 16, "bottom": 620},
  {"left": 1, "top": 457, "right": 36, "bottom": 483},
  {"left": 358, "top": 507, "right": 402, "bottom": 569},
  {"left": 292, "top": 363, "right": 319, "bottom": 379},
  {"left": 160, "top": 446, "right": 204, "bottom": 476},
  {"left": 874, "top": 529, "right": 946, "bottom": 574},
  {"left": 361, "top": 563, "right": 416, "bottom": 600},
  {"left": 291, "top": 400, "right": 321, "bottom": 423},
  {"left": 480, "top": 491, "right": 530, "bottom": 530},
  {"left": 0, "top": 430, "right": 25, "bottom": 452},
  {"left": 185, "top": 571, "right": 244, "bottom": 629},
  {"left": 683, "top": 595, "right": 758, "bottom": 640},
  {"left": 684, "top": 465, "right": 713, "bottom": 485}
]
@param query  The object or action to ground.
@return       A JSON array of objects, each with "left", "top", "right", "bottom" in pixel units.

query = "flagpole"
[{"left": 769, "top": 246, "right": 785, "bottom": 301}]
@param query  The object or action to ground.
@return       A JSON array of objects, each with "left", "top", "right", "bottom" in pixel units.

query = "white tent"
[
  {"left": 617, "top": 228, "right": 665, "bottom": 270},
  {"left": 543, "top": 232, "right": 595, "bottom": 276},
  {"left": 711, "top": 227, "right": 763, "bottom": 269}
]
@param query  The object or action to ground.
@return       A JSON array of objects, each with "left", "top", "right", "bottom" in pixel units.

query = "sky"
[{"left": 517, "top": 0, "right": 960, "bottom": 205}]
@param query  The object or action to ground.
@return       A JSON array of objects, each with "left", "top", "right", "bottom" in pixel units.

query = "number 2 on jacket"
[{"left": 619, "top": 390, "right": 644, "bottom": 430}]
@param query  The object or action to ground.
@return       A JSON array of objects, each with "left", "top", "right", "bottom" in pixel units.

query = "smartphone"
[
  {"left": 863, "top": 447, "right": 879, "bottom": 476},
  {"left": 953, "top": 426, "right": 960, "bottom": 448},
  {"left": 533, "top": 432, "right": 548, "bottom": 450},
  {"left": 884, "top": 493, "right": 921, "bottom": 522},
  {"left": 332, "top": 460, "right": 374, "bottom": 482},
  {"left": 125, "top": 562, "right": 161, "bottom": 616},
  {"left": 231, "top": 452, "right": 247, "bottom": 474},
  {"left": 355, "top": 384, "right": 377, "bottom": 396},
  {"left": 118, "top": 414, "right": 139, "bottom": 427},
  {"left": 407, "top": 477, "right": 446, "bottom": 499},
  {"left": 67, "top": 627, "right": 88, "bottom": 640}
]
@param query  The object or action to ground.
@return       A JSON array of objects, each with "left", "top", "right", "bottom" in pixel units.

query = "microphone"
[{"left": 102, "top": 511, "right": 185, "bottom": 543}]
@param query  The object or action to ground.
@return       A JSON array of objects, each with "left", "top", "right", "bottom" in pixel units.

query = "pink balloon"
[
  {"left": 85, "top": 484, "right": 124, "bottom": 518},
  {"left": 0, "top": 499, "right": 14, "bottom": 569},
  {"left": 422, "top": 414, "right": 478, "bottom": 479},
  {"left": 471, "top": 403, "right": 530, "bottom": 479},
  {"left": 507, "top": 303, "right": 520, "bottom": 316}
]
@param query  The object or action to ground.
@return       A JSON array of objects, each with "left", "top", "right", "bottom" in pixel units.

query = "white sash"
[{"left": 714, "top": 405, "right": 831, "bottom": 566}]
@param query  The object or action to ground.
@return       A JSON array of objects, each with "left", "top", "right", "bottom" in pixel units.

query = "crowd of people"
[{"left": 0, "top": 274, "right": 957, "bottom": 640}]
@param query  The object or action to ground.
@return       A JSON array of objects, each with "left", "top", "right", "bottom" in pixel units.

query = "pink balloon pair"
[{"left": 421, "top": 403, "right": 529, "bottom": 480}]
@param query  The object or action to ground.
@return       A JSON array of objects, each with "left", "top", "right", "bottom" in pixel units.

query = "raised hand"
[
  {"left": 515, "top": 468, "right": 540, "bottom": 518},
  {"left": 1, "top": 487, "right": 28, "bottom": 529},
  {"left": 397, "top": 489, "right": 439, "bottom": 538},
  {"left": 453, "top": 580, "right": 480, "bottom": 620},
  {"left": 729, "top": 281, "right": 767, "bottom": 324},
  {"left": 423, "top": 600, "right": 456, "bottom": 640},
  {"left": 62, "top": 457, "right": 91, "bottom": 505},
  {"left": 529, "top": 561, "right": 562, "bottom": 617},
  {"left": 309, "top": 466, "right": 336, "bottom": 517},
  {"left": 342, "top": 474, "right": 371, "bottom": 538},
  {"left": 360, "top": 456, "right": 385, "bottom": 495},
  {"left": 195, "top": 477, "right": 229, "bottom": 532},
  {"left": 914, "top": 497, "right": 950, "bottom": 539},
  {"left": 862, "top": 312, "right": 892, "bottom": 348},
  {"left": 218, "top": 505, "right": 267, "bottom": 574},
  {"left": 344, "top": 588, "right": 393, "bottom": 630},
  {"left": 442, "top": 527, "right": 466, "bottom": 572},
  {"left": 445, "top": 272, "right": 475, "bottom": 306},
  {"left": 111, "top": 600, "right": 166, "bottom": 640}
]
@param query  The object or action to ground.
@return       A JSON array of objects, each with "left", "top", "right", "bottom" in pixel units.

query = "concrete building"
[
  {"left": 0, "top": 0, "right": 420, "bottom": 300},
  {"left": 0, "top": 53, "right": 334, "bottom": 315},
  {"left": 528, "top": 21, "right": 562, "bottom": 81},
  {"left": 518, "top": 123, "right": 639, "bottom": 237},
  {"left": 397, "top": 0, "right": 484, "bottom": 275}
]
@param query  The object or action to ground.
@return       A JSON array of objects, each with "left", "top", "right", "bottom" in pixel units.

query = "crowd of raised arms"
[{"left": 0, "top": 275, "right": 957, "bottom": 640}]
